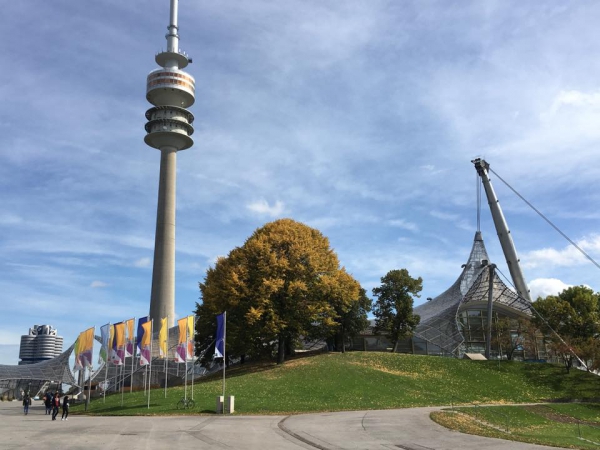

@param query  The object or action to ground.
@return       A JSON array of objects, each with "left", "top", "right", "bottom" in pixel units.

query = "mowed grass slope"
[
  {"left": 73, "top": 352, "right": 600, "bottom": 416},
  {"left": 432, "top": 403, "right": 600, "bottom": 449}
]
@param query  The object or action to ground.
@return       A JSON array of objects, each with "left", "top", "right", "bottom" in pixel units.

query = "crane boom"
[{"left": 472, "top": 158, "right": 531, "bottom": 301}]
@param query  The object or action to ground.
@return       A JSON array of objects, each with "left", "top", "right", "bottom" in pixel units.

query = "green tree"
[
  {"left": 520, "top": 319, "right": 544, "bottom": 360},
  {"left": 196, "top": 219, "right": 364, "bottom": 364},
  {"left": 491, "top": 317, "right": 523, "bottom": 361},
  {"left": 317, "top": 274, "right": 371, "bottom": 353},
  {"left": 532, "top": 285, "right": 600, "bottom": 372},
  {"left": 372, "top": 269, "right": 422, "bottom": 352}
]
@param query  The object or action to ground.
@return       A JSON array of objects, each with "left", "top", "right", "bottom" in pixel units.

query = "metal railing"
[{"left": 576, "top": 419, "right": 600, "bottom": 446}]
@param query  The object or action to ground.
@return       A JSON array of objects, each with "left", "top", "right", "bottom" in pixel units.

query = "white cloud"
[
  {"left": 134, "top": 257, "right": 152, "bottom": 268},
  {"left": 429, "top": 210, "right": 471, "bottom": 231},
  {"left": 0, "top": 213, "right": 23, "bottom": 225},
  {"left": 0, "top": 345, "right": 19, "bottom": 365},
  {"left": 387, "top": 219, "right": 419, "bottom": 232},
  {"left": 0, "top": 330, "right": 23, "bottom": 346},
  {"left": 90, "top": 281, "right": 108, "bottom": 288},
  {"left": 246, "top": 199, "right": 285, "bottom": 217},
  {"left": 528, "top": 278, "right": 572, "bottom": 300},
  {"left": 522, "top": 235, "right": 600, "bottom": 269},
  {"left": 546, "top": 90, "right": 600, "bottom": 116},
  {"left": 420, "top": 164, "right": 445, "bottom": 175}
]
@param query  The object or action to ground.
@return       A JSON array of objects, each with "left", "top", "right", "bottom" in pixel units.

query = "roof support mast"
[{"left": 472, "top": 158, "right": 531, "bottom": 302}]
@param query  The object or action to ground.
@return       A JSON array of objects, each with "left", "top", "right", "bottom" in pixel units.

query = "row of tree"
[
  {"left": 194, "top": 218, "right": 600, "bottom": 372},
  {"left": 531, "top": 286, "right": 600, "bottom": 372},
  {"left": 483, "top": 286, "right": 600, "bottom": 373},
  {"left": 194, "top": 219, "right": 421, "bottom": 364}
]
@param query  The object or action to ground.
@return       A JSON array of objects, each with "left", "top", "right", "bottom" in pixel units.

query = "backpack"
[{"left": 54, "top": 396, "right": 60, "bottom": 407}]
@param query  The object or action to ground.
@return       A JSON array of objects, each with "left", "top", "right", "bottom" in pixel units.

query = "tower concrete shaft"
[
  {"left": 149, "top": 147, "right": 177, "bottom": 327},
  {"left": 146, "top": 0, "right": 195, "bottom": 328}
]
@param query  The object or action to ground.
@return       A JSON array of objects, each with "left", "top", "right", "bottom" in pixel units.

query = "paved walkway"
[{"left": 1, "top": 401, "right": 558, "bottom": 450}]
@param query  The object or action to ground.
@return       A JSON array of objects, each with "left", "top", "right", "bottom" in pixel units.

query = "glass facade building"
[
  {"left": 352, "top": 232, "right": 541, "bottom": 359},
  {"left": 412, "top": 231, "right": 535, "bottom": 358}
]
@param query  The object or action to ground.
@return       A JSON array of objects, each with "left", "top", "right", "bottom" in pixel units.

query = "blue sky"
[{"left": 1, "top": 1, "right": 600, "bottom": 365}]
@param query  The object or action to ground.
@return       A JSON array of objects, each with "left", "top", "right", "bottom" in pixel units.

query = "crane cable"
[
  {"left": 494, "top": 266, "right": 588, "bottom": 370},
  {"left": 488, "top": 167, "right": 600, "bottom": 272},
  {"left": 476, "top": 171, "right": 481, "bottom": 232}
]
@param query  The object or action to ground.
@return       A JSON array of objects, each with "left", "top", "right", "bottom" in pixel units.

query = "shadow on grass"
[
  {"left": 78, "top": 404, "right": 161, "bottom": 414},
  {"left": 191, "top": 351, "right": 326, "bottom": 383},
  {"left": 491, "top": 360, "right": 600, "bottom": 401}
]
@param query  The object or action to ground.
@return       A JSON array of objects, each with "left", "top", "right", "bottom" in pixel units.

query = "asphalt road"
[{"left": 1, "top": 401, "right": 558, "bottom": 449}]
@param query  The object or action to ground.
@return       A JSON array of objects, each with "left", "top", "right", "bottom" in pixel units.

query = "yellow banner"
[
  {"left": 79, "top": 327, "right": 94, "bottom": 353},
  {"left": 159, "top": 317, "right": 168, "bottom": 358},
  {"left": 187, "top": 315, "right": 195, "bottom": 359},
  {"left": 114, "top": 322, "right": 126, "bottom": 348},
  {"left": 108, "top": 324, "right": 114, "bottom": 349},
  {"left": 177, "top": 317, "right": 187, "bottom": 345},
  {"left": 125, "top": 318, "right": 135, "bottom": 342},
  {"left": 78, "top": 327, "right": 95, "bottom": 368},
  {"left": 141, "top": 320, "right": 152, "bottom": 348}
]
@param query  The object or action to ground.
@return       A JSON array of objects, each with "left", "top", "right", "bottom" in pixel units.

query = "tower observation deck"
[{"left": 145, "top": 0, "right": 195, "bottom": 328}]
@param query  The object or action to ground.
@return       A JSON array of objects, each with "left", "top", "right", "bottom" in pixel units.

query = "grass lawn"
[
  {"left": 431, "top": 403, "right": 600, "bottom": 449},
  {"left": 71, "top": 352, "right": 600, "bottom": 416}
]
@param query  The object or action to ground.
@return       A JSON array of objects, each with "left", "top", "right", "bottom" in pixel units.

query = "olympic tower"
[{"left": 145, "top": 0, "right": 195, "bottom": 328}]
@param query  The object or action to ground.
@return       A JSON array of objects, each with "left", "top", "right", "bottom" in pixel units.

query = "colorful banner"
[
  {"left": 73, "top": 336, "right": 82, "bottom": 372},
  {"left": 77, "top": 327, "right": 95, "bottom": 369},
  {"left": 139, "top": 320, "right": 153, "bottom": 366},
  {"left": 187, "top": 315, "right": 195, "bottom": 360},
  {"left": 124, "top": 318, "right": 135, "bottom": 357},
  {"left": 176, "top": 317, "right": 187, "bottom": 363},
  {"left": 111, "top": 322, "right": 125, "bottom": 365},
  {"left": 159, "top": 317, "right": 168, "bottom": 358},
  {"left": 99, "top": 323, "right": 110, "bottom": 364},
  {"left": 137, "top": 316, "right": 149, "bottom": 355},
  {"left": 215, "top": 313, "right": 225, "bottom": 359}
]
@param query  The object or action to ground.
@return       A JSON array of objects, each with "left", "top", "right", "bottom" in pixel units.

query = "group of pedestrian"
[{"left": 42, "top": 391, "right": 69, "bottom": 421}]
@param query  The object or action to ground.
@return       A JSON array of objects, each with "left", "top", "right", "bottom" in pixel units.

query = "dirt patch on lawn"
[
  {"left": 523, "top": 405, "right": 598, "bottom": 426},
  {"left": 348, "top": 361, "right": 448, "bottom": 379}
]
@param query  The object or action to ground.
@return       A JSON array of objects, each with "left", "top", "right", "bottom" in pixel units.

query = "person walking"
[
  {"left": 22, "top": 394, "right": 31, "bottom": 415},
  {"left": 61, "top": 395, "right": 70, "bottom": 421},
  {"left": 51, "top": 393, "right": 60, "bottom": 421},
  {"left": 44, "top": 392, "right": 53, "bottom": 415}
]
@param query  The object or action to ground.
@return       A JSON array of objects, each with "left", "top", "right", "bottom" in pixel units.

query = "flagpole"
[
  {"left": 87, "top": 326, "right": 95, "bottom": 412},
  {"left": 88, "top": 364, "right": 93, "bottom": 410},
  {"left": 164, "top": 316, "right": 169, "bottom": 398},
  {"left": 130, "top": 317, "right": 135, "bottom": 394},
  {"left": 120, "top": 363, "right": 124, "bottom": 406},
  {"left": 222, "top": 311, "right": 226, "bottom": 414},
  {"left": 103, "top": 323, "right": 110, "bottom": 403},
  {"left": 148, "top": 319, "right": 153, "bottom": 409},
  {"left": 184, "top": 319, "right": 188, "bottom": 402},
  {"left": 83, "top": 366, "right": 88, "bottom": 412},
  {"left": 103, "top": 358, "right": 108, "bottom": 403},
  {"left": 191, "top": 315, "right": 195, "bottom": 401}
]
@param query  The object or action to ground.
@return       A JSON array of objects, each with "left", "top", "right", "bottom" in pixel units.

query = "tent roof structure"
[
  {"left": 413, "top": 231, "right": 532, "bottom": 356},
  {"left": 0, "top": 344, "right": 77, "bottom": 387}
]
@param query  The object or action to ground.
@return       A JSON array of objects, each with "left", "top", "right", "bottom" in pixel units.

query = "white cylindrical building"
[
  {"left": 18, "top": 325, "right": 64, "bottom": 365},
  {"left": 145, "top": 0, "right": 195, "bottom": 328}
]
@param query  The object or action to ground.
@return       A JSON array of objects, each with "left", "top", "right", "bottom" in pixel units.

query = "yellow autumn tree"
[{"left": 196, "top": 219, "right": 366, "bottom": 364}]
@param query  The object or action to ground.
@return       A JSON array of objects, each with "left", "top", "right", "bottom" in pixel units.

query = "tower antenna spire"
[{"left": 167, "top": 0, "right": 179, "bottom": 54}]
